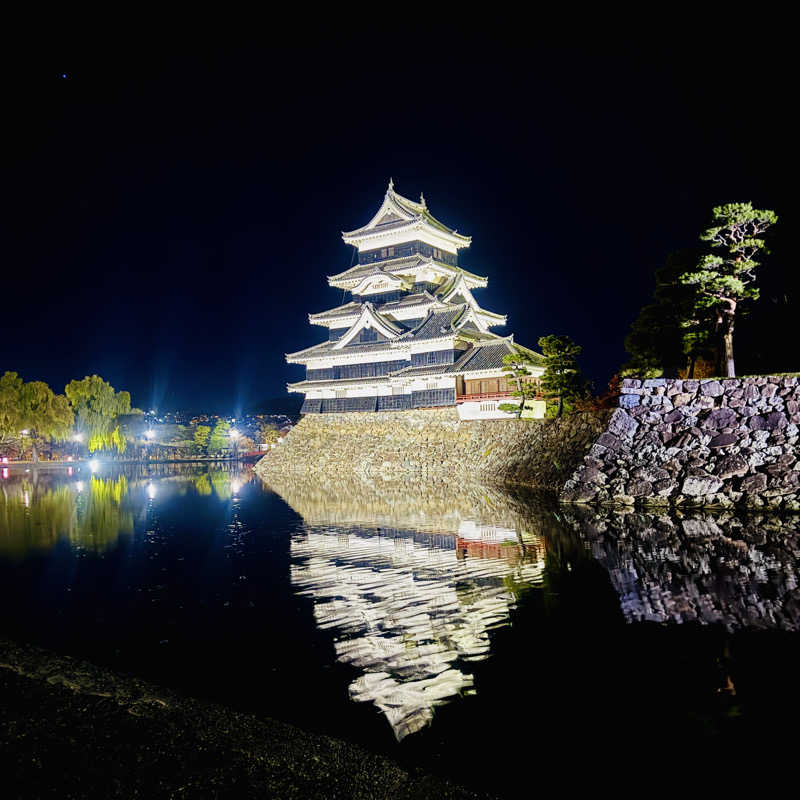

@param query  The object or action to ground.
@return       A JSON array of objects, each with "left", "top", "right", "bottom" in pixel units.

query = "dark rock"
[
  {"left": 632, "top": 465, "right": 671, "bottom": 482},
  {"left": 708, "top": 433, "right": 739, "bottom": 449},
  {"left": 740, "top": 473, "right": 767, "bottom": 493},
  {"left": 607, "top": 409, "right": 639, "bottom": 439},
  {"left": 701, "top": 408, "right": 738, "bottom": 430},
  {"left": 714, "top": 454, "right": 748, "bottom": 479},
  {"left": 653, "top": 479, "right": 678, "bottom": 496},
  {"left": 664, "top": 410, "right": 684, "bottom": 424},
  {"left": 626, "top": 479, "right": 652, "bottom": 497},
  {"left": 749, "top": 412, "right": 787, "bottom": 432},
  {"left": 597, "top": 432, "right": 621, "bottom": 450},
  {"left": 743, "top": 385, "right": 760, "bottom": 400}
]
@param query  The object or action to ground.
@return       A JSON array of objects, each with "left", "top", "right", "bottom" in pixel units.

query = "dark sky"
[{"left": 3, "top": 32, "right": 795, "bottom": 415}]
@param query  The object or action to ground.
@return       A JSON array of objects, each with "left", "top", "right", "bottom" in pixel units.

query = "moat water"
[{"left": 2, "top": 463, "right": 800, "bottom": 793}]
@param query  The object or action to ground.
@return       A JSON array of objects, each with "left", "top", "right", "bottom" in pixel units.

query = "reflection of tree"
[
  {"left": 0, "top": 475, "right": 133, "bottom": 559},
  {"left": 71, "top": 476, "right": 134, "bottom": 552},
  {"left": 193, "top": 473, "right": 212, "bottom": 496},
  {"left": 0, "top": 482, "right": 75, "bottom": 559}
]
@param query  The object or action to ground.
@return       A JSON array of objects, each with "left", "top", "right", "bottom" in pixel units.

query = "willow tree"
[
  {"left": 680, "top": 203, "right": 777, "bottom": 377},
  {"left": 65, "top": 375, "right": 132, "bottom": 454},
  {"left": 0, "top": 373, "right": 73, "bottom": 462},
  {"left": 20, "top": 381, "right": 74, "bottom": 462},
  {"left": 0, "top": 372, "right": 24, "bottom": 452}
]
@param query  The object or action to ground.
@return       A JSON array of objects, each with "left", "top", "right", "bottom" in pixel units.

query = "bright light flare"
[
  {"left": 229, "top": 429, "right": 241, "bottom": 440},
  {"left": 231, "top": 479, "right": 242, "bottom": 495},
  {"left": 88, "top": 459, "right": 99, "bottom": 473},
  {"left": 21, "top": 429, "right": 29, "bottom": 436},
  {"left": 75, "top": 481, "right": 84, "bottom": 492},
  {"left": 147, "top": 482, "right": 157, "bottom": 500},
  {"left": 72, "top": 432, "right": 84, "bottom": 442},
  {"left": 145, "top": 429, "right": 155, "bottom": 441}
]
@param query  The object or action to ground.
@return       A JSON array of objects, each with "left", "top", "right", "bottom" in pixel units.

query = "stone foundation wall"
[
  {"left": 561, "top": 376, "right": 800, "bottom": 510},
  {"left": 255, "top": 408, "right": 609, "bottom": 492}
]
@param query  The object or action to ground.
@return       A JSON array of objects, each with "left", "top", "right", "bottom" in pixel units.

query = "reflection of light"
[
  {"left": 147, "top": 482, "right": 157, "bottom": 500},
  {"left": 72, "top": 432, "right": 84, "bottom": 442},
  {"left": 75, "top": 481, "right": 84, "bottom": 492},
  {"left": 145, "top": 430, "right": 155, "bottom": 441},
  {"left": 231, "top": 479, "right": 241, "bottom": 495},
  {"left": 21, "top": 429, "right": 29, "bottom": 435},
  {"left": 1, "top": 457, "right": 7, "bottom": 464},
  {"left": 67, "top": 456, "right": 73, "bottom": 462},
  {"left": 23, "top": 491, "right": 30, "bottom": 507},
  {"left": 67, "top": 467, "right": 73, "bottom": 476},
  {"left": 89, "top": 459, "right": 99, "bottom": 473},
  {"left": 1, "top": 468, "right": 7, "bottom": 479}
]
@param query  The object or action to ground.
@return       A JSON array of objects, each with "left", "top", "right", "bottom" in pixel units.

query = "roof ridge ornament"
[
  {"left": 388, "top": 177, "right": 394, "bottom": 193},
  {"left": 419, "top": 192, "right": 426, "bottom": 210}
]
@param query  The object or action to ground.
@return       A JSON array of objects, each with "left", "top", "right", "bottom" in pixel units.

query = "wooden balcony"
[{"left": 456, "top": 391, "right": 515, "bottom": 404}]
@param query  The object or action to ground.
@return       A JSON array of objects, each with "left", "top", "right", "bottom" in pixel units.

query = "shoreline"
[{"left": 0, "top": 637, "right": 486, "bottom": 799}]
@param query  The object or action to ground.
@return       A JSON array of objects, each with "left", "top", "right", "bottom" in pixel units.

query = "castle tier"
[{"left": 286, "top": 181, "right": 545, "bottom": 419}]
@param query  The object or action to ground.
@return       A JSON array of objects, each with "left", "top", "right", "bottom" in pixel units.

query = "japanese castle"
[{"left": 287, "top": 181, "right": 544, "bottom": 419}]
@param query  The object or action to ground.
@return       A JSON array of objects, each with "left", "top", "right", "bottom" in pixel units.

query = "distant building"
[{"left": 286, "top": 181, "right": 544, "bottom": 419}]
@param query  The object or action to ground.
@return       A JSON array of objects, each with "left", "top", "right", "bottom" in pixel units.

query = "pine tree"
[
  {"left": 537, "top": 335, "right": 587, "bottom": 418},
  {"left": 680, "top": 202, "right": 777, "bottom": 377}
]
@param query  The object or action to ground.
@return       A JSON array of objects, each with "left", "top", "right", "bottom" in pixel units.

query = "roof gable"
[{"left": 333, "top": 303, "right": 404, "bottom": 349}]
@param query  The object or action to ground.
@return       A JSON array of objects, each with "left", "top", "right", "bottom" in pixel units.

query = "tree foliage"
[
  {"left": 537, "top": 335, "right": 587, "bottom": 418},
  {"left": 257, "top": 420, "right": 281, "bottom": 445},
  {"left": 680, "top": 202, "right": 777, "bottom": 377},
  {"left": 622, "top": 251, "right": 716, "bottom": 378},
  {"left": 498, "top": 347, "right": 544, "bottom": 418},
  {"left": 65, "top": 375, "right": 132, "bottom": 454},
  {"left": 193, "top": 424, "right": 211, "bottom": 454},
  {"left": 0, "top": 372, "right": 73, "bottom": 461},
  {"left": 207, "top": 420, "right": 231, "bottom": 454}
]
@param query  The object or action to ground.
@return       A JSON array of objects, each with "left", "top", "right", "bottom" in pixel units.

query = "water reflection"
[
  {"left": 267, "top": 473, "right": 552, "bottom": 740},
  {"left": 563, "top": 507, "right": 800, "bottom": 632},
  {"left": 0, "top": 465, "right": 253, "bottom": 560}
]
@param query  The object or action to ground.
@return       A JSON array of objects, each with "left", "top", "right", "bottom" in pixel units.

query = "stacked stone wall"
[
  {"left": 255, "top": 408, "right": 609, "bottom": 492},
  {"left": 561, "top": 376, "right": 800, "bottom": 510}
]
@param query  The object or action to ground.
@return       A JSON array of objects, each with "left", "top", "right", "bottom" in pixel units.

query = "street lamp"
[
  {"left": 229, "top": 428, "right": 241, "bottom": 461},
  {"left": 72, "top": 432, "right": 85, "bottom": 462}
]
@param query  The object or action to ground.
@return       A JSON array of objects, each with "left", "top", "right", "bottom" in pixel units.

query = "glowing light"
[
  {"left": 145, "top": 430, "right": 155, "bottom": 441},
  {"left": 231, "top": 479, "right": 242, "bottom": 495},
  {"left": 75, "top": 481, "right": 84, "bottom": 492},
  {"left": 67, "top": 467, "right": 73, "bottom": 476},
  {"left": 72, "top": 432, "right": 84, "bottom": 442},
  {"left": 21, "top": 429, "right": 29, "bottom": 435},
  {"left": 229, "top": 429, "right": 241, "bottom": 440},
  {"left": 23, "top": 491, "right": 30, "bottom": 507},
  {"left": 67, "top": 456, "right": 73, "bottom": 462},
  {"left": 1, "top": 468, "right": 7, "bottom": 479},
  {"left": 89, "top": 459, "right": 99, "bottom": 473},
  {"left": 147, "top": 482, "right": 157, "bottom": 500},
  {"left": 1, "top": 457, "right": 7, "bottom": 464}
]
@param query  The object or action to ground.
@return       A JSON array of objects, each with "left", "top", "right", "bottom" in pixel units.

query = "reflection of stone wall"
[
  {"left": 562, "top": 377, "right": 800, "bottom": 510},
  {"left": 261, "top": 469, "right": 559, "bottom": 534},
  {"left": 255, "top": 408, "right": 609, "bottom": 492},
  {"left": 562, "top": 506, "right": 800, "bottom": 631}
]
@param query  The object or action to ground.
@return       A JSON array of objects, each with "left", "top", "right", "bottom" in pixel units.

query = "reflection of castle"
[
  {"left": 565, "top": 509, "right": 800, "bottom": 632},
  {"left": 291, "top": 525, "right": 545, "bottom": 740}
]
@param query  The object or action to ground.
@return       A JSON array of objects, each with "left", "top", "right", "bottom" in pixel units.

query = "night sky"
[{"left": 4, "top": 33, "right": 795, "bottom": 415}]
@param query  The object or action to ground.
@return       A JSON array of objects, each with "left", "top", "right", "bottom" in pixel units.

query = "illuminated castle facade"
[{"left": 286, "top": 181, "right": 544, "bottom": 418}]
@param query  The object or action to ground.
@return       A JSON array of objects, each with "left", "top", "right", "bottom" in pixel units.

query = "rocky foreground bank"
[
  {"left": 0, "top": 638, "right": 485, "bottom": 799},
  {"left": 562, "top": 376, "right": 800, "bottom": 510}
]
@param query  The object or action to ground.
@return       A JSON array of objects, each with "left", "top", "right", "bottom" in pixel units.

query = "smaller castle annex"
[{"left": 286, "top": 181, "right": 543, "bottom": 419}]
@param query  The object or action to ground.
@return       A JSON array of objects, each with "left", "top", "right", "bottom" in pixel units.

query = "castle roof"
[
  {"left": 327, "top": 255, "right": 487, "bottom": 290},
  {"left": 341, "top": 181, "right": 471, "bottom": 250}
]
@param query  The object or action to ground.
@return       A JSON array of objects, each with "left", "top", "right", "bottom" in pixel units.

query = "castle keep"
[{"left": 286, "top": 181, "right": 543, "bottom": 419}]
